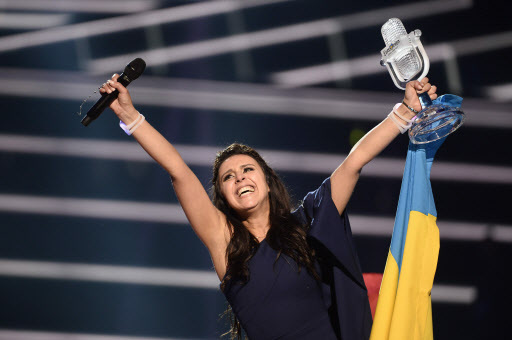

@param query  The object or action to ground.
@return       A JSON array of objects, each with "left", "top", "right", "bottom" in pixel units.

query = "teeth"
[{"left": 238, "top": 186, "right": 255, "bottom": 196}]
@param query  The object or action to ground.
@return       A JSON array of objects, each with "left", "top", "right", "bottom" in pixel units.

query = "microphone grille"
[
  {"left": 123, "top": 58, "right": 146, "bottom": 80},
  {"left": 381, "top": 18, "right": 407, "bottom": 46}
]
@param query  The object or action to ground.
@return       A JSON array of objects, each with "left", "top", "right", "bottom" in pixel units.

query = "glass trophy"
[{"left": 380, "top": 18, "right": 465, "bottom": 144}]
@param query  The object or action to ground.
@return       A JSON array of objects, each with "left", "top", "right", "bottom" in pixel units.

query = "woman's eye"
[
  {"left": 223, "top": 174, "right": 233, "bottom": 181},
  {"left": 244, "top": 167, "right": 254, "bottom": 173}
]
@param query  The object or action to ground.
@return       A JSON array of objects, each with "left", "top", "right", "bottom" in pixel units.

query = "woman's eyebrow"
[
  {"left": 221, "top": 164, "right": 256, "bottom": 178},
  {"left": 220, "top": 169, "right": 233, "bottom": 178}
]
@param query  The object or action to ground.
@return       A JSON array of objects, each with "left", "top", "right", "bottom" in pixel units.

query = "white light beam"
[
  {"left": 0, "top": 13, "right": 71, "bottom": 29},
  {"left": 0, "top": 0, "right": 290, "bottom": 53},
  {"left": 0, "top": 134, "right": 511, "bottom": 184},
  {"left": 87, "top": 0, "right": 473, "bottom": 73},
  {"left": 0, "top": 0, "right": 161, "bottom": 14},
  {"left": 271, "top": 32, "right": 512, "bottom": 87},
  {"left": 0, "top": 258, "right": 478, "bottom": 304}
]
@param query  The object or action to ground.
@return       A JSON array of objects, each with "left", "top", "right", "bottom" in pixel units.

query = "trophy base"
[{"left": 408, "top": 104, "right": 465, "bottom": 144}]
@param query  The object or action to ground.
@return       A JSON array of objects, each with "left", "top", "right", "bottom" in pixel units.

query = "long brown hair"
[{"left": 211, "top": 143, "right": 318, "bottom": 339}]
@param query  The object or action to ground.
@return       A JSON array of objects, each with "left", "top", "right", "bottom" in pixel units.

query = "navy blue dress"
[{"left": 222, "top": 178, "right": 372, "bottom": 339}]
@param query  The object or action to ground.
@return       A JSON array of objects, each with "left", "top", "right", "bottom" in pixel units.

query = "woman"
[{"left": 100, "top": 76, "right": 437, "bottom": 339}]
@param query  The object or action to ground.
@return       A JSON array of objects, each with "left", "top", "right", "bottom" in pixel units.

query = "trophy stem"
[{"left": 418, "top": 92, "right": 432, "bottom": 109}]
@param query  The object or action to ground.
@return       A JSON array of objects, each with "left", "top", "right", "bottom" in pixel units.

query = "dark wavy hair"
[{"left": 211, "top": 143, "right": 318, "bottom": 340}]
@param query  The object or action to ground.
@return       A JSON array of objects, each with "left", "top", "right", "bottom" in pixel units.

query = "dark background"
[{"left": 0, "top": 0, "right": 510, "bottom": 339}]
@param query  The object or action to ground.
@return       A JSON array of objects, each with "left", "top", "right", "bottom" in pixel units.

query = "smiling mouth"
[{"left": 237, "top": 186, "right": 255, "bottom": 197}]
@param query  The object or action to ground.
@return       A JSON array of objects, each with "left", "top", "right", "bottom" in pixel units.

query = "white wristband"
[
  {"left": 129, "top": 114, "right": 145, "bottom": 134},
  {"left": 119, "top": 112, "right": 144, "bottom": 136},
  {"left": 392, "top": 104, "right": 416, "bottom": 123},
  {"left": 388, "top": 103, "right": 413, "bottom": 134}
]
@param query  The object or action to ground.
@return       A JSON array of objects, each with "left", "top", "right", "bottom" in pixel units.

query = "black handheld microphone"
[{"left": 81, "top": 58, "right": 146, "bottom": 126}]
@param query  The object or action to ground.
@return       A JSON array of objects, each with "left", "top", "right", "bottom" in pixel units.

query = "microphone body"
[
  {"left": 380, "top": 18, "right": 429, "bottom": 90},
  {"left": 81, "top": 58, "right": 146, "bottom": 126}
]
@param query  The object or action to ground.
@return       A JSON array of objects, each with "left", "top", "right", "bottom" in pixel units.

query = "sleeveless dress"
[{"left": 222, "top": 178, "right": 372, "bottom": 340}]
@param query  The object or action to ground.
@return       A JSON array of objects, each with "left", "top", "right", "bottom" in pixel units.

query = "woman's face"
[{"left": 218, "top": 154, "right": 270, "bottom": 217}]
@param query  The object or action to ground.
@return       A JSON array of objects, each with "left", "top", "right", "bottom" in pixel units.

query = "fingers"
[
  {"left": 408, "top": 77, "right": 430, "bottom": 92},
  {"left": 416, "top": 77, "right": 437, "bottom": 97},
  {"left": 403, "top": 78, "right": 438, "bottom": 111},
  {"left": 407, "top": 80, "right": 424, "bottom": 92},
  {"left": 427, "top": 84, "right": 437, "bottom": 100},
  {"left": 96, "top": 73, "right": 136, "bottom": 117},
  {"left": 98, "top": 73, "right": 126, "bottom": 94},
  {"left": 99, "top": 74, "right": 116, "bottom": 94},
  {"left": 108, "top": 74, "right": 128, "bottom": 94},
  {"left": 100, "top": 81, "right": 116, "bottom": 94}
]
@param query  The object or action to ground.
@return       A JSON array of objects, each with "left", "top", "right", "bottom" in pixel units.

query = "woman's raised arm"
[
  {"left": 329, "top": 78, "right": 438, "bottom": 215},
  {"left": 101, "top": 75, "right": 230, "bottom": 277}
]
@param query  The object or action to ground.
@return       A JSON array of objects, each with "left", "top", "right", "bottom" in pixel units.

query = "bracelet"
[
  {"left": 393, "top": 104, "right": 416, "bottom": 123},
  {"left": 402, "top": 100, "right": 419, "bottom": 114},
  {"left": 130, "top": 114, "right": 145, "bottom": 134},
  {"left": 388, "top": 103, "right": 413, "bottom": 134},
  {"left": 119, "top": 112, "right": 145, "bottom": 136}
]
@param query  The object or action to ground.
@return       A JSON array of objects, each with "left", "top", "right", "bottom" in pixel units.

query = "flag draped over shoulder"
[{"left": 370, "top": 95, "right": 462, "bottom": 340}]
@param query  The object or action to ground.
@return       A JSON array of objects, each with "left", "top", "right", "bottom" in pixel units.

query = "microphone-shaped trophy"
[{"left": 380, "top": 18, "right": 465, "bottom": 144}]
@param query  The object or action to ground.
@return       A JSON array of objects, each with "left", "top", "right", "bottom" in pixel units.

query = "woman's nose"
[{"left": 235, "top": 174, "right": 245, "bottom": 182}]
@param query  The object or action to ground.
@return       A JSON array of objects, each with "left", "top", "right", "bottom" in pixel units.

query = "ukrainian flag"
[{"left": 370, "top": 94, "right": 462, "bottom": 340}]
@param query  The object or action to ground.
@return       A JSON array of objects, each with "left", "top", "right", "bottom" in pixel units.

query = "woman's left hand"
[{"left": 403, "top": 77, "right": 438, "bottom": 113}]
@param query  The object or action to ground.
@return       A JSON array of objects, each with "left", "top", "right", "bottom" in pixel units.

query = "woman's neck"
[{"left": 242, "top": 212, "right": 270, "bottom": 240}]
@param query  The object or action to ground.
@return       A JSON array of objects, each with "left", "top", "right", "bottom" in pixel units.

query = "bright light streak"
[
  {"left": 431, "top": 285, "right": 477, "bottom": 304},
  {"left": 491, "top": 226, "right": 512, "bottom": 243},
  {"left": 0, "top": 0, "right": 161, "bottom": 13},
  {"left": 0, "top": 13, "right": 71, "bottom": 29},
  {"left": 271, "top": 32, "right": 512, "bottom": 87},
  {"left": 88, "top": 20, "right": 342, "bottom": 72},
  {"left": 0, "top": 0, "right": 290, "bottom": 52},
  {"left": 0, "top": 258, "right": 479, "bottom": 304},
  {"left": 0, "top": 68, "right": 510, "bottom": 128},
  {"left": 0, "top": 330, "right": 212, "bottom": 340},
  {"left": 87, "top": 0, "right": 473, "bottom": 73},
  {"left": 0, "top": 193, "right": 189, "bottom": 224},
  {"left": 485, "top": 82, "right": 512, "bottom": 102},
  {"left": 1, "top": 134, "right": 512, "bottom": 184},
  {"left": 272, "top": 54, "right": 381, "bottom": 88},
  {"left": 0, "top": 259, "right": 218, "bottom": 288},
  {"left": 0, "top": 193, "right": 508, "bottom": 243},
  {"left": 349, "top": 216, "right": 492, "bottom": 242}
]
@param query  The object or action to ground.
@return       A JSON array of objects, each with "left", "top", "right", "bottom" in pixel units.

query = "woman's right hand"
[{"left": 99, "top": 73, "right": 139, "bottom": 124}]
